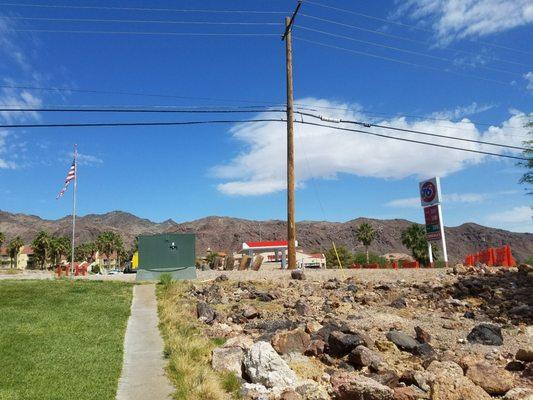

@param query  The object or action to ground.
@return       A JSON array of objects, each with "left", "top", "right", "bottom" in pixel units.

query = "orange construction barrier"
[
  {"left": 464, "top": 245, "right": 515, "bottom": 267},
  {"left": 400, "top": 260, "right": 420, "bottom": 269}
]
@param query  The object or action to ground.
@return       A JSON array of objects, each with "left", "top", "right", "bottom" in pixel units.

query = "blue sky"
[{"left": 0, "top": 0, "right": 531, "bottom": 232}]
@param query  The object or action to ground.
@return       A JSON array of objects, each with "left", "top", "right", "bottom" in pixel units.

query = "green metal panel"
[{"left": 136, "top": 233, "right": 196, "bottom": 281}]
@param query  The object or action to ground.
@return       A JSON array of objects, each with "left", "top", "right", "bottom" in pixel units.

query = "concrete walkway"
[{"left": 116, "top": 284, "right": 174, "bottom": 400}]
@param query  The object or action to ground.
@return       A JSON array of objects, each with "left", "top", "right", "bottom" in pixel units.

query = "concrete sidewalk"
[{"left": 116, "top": 284, "right": 174, "bottom": 400}]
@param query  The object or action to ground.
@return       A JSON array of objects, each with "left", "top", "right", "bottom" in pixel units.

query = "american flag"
[{"left": 56, "top": 158, "right": 76, "bottom": 199}]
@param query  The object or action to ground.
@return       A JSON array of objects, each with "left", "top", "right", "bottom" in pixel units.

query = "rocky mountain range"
[{"left": 0, "top": 210, "right": 531, "bottom": 263}]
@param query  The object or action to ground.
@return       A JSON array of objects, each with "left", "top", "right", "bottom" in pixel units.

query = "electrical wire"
[
  {"left": 1, "top": 16, "right": 283, "bottom": 26},
  {"left": 0, "top": 83, "right": 285, "bottom": 105},
  {"left": 300, "top": 13, "right": 533, "bottom": 69},
  {"left": 305, "top": 0, "right": 533, "bottom": 56},
  {"left": 0, "top": 118, "right": 528, "bottom": 160},
  {"left": 294, "top": 120, "right": 528, "bottom": 161},
  {"left": 0, "top": 107, "right": 286, "bottom": 114},
  {"left": 295, "top": 25, "right": 523, "bottom": 77},
  {"left": 295, "top": 111, "right": 527, "bottom": 151},
  {"left": 294, "top": 37, "right": 510, "bottom": 86},
  {"left": 9, "top": 29, "right": 280, "bottom": 37},
  {"left": 0, "top": 3, "right": 287, "bottom": 14}
]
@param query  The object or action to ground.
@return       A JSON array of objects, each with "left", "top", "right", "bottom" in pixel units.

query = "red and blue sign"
[{"left": 419, "top": 177, "right": 441, "bottom": 207}]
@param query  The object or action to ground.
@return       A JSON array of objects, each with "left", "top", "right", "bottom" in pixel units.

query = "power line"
[
  {"left": 0, "top": 83, "right": 285, "bottom": 105},
  {"left": 0, "top": 118, "right": 286, "bottom": 128},
  {"left": 9, "top": 29, "right": 280, "bottom": 37},
  {"left": 305, "top": 0, "right": 533, "bottom": 56},
  {"left": 1, "top": 106, "right": 523, "bottom": 150},
  {"left": 0, "top": 118, "right": 527, "bottom": 160},
  {"left": 296, "top": 25, "right": 522, "bottom": 77},
  {"left": 294, "top": 120, "right": 528, "bottom": 161},
  {"left": 294, "top": 37, "right": 510, "bottom": 86},
  {"left": 2, "top": 16, "right": 283, "bottom": 26},
  {"left": 0, "top": 3, "right": 287, "bottom": 14},
  {"left": 295, "top": 111, "right": 527, "bottom": 151},
  {"left": 300, "top": 13, "right": 533, "bottom": 69},
  {"left": 0, "top": 107, "right": 285, "bottom": 114}
]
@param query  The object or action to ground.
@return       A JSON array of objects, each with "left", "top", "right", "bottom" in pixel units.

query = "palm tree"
[
  {"left": 32, "top": 231, "right": 52, "bottom": 269},
  {"left": 356, "top": 222, "right": 376, "bottom": 264},
  {"left": 50, "top": 236, "right": 71, "bottom": 265},
  {"left": 400, "top": 224, "right": 437, "bottom": 266},
  {"left": 96, "top": 231, "right": 124, "bottom": 268},
  {"left": 75, "top": 241, "right": 97, "bottom": 262},
  {"left": 7, "top": 236, "right": 24, "bottom": 269},
  {"left": 518, "top": 121, "right": 532, "bottom": 194}
]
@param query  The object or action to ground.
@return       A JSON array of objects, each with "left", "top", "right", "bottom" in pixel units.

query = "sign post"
[{"left": 419, "top": 177, "right": 448, "bottom": 266}]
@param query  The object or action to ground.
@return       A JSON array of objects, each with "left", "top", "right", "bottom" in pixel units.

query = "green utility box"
[{"left": 136, "top": 233, "right": 197, "bottom": 281}]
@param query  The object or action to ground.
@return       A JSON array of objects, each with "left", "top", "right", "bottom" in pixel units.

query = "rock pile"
[{"left": 185, "top": 268, "right": 532, "bottom": 399}]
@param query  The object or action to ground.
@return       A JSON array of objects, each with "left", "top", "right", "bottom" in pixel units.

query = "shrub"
[
  {"left": 221, "top": 372, "right": 241, "bottom": 397},
  {"left": 159, "top": 273, "right": 173, "bottom": 288}
]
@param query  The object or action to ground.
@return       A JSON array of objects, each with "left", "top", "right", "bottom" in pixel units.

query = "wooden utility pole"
[{"left": 284, "top": 16, "right": 296, "bottom": 270}]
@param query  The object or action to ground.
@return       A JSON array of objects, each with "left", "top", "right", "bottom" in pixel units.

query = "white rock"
[{"left": 243, "top": 341, "right": 299, "bottom": 389}]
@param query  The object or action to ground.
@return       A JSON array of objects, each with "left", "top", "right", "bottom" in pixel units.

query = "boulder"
[
  {"left": 503, "top": 387, "right": 533, "bottom": 400},
  {"left": 426, "top": 360, "right": 491, "bottom": 400},
  {"left": 390, "top": 298, "right": 407, "bottom": 309},
  {"left": 346, "top": 283, "right": 358, "bottom": 293},
  {"left": 386, "top": 331, "right": 419, "bottom": 352},
  {"left": 242, "top": 305, "right": 260, "bottom": 319},
  {"left": 243, "top": 341, "right": 298, "bottom": 389},
  {"left": 295, "top": 381, "right": 330, "bottom": 400},
  {"left": 295, "top": 299, "right": 313, "bottom": 316},
  {"left": 271, "top": 328, "right": 311, "bottom": 355},
  {"left": 305, "top": 339, "right": 326, "bottom": 357},
  {"left": 412, "top": 343, "right": 436, "bottom": 359},
  {"left": 516, "top": 346, "right": 533, "bottom": 362},
  {"left": 330, "top": 372, "right": 394, "bottom": 400},
  {"left": 196, "top": 301, "right": 216, "bottom": 324},
  {"left": 328, "top": 331, "right": 366, "bottom": 357},
  {"left": 211, "top": 347, "right": 244, "bottom": 377},
  {"left": 467, "top": 323, "right": 503, "bottom": 346},
  {"left": 291, "top": 270, "right": 306, "bottom": 280},
  {"left": 280, "top": 389, "right": 302, "bottom": 400},
  {"left": 393, "top": 386, "right": 430, "bottom": 400},
  {"left": 348, "top": 345, "right": 384, "bottom": 368},
  {"left": 414, "top": 326, "right": 431, "bottom": 343},
  {"left": 465, "top": 362, "right": 514, "bottom": 395}
]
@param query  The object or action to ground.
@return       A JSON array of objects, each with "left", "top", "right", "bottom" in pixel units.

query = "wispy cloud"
[
  {"left": 525, "top": 72, "right": 533, "bottom": 91},
  {"left": 385, "top": 192, "right": 490, "bottom": 208},
  {"left": 429, "top": 102, "right": 494, "bottom": 120},
  {"left": 212, "top": 98, "right": 530, "bottom": 196},
  {"left": 68, "top": 152, "right": 104, "bottom": 166},
  {"left": 487, "top": 205, "right": 533, "bottom": 227},
  {"left": 395, "top": 0, "right": 533, "bottom": 44}
]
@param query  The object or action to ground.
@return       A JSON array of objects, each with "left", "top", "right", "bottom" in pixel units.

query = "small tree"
[
  {"left": 32, "top": 231, "right": 52, "bottom": 269},
  {"left": 96, "top": 231, "right": 124, "bottom": 268},
  {"left": 401, "top": 224, "right": 438, "bottom": 266},
  {"left": 7, "top": 236, "right": 24, "bottom": 269},
  {"left": 50, "top": 236, "right": 71, "bottom": 265},
  {"left": 325, "top": 246, "right": 352, "bottom": 268},
  {"left": 355, "top": 222, "right": 377, "bottom": 264},
  {"left": 518, "top": 121, "right": 532, "bottom": 194},
  {"left": 0, "top": 231, "right": 5, "bottom": 249}
]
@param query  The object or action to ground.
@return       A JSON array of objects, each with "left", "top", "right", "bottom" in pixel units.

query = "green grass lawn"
[{"left": 0, "top": 280, "right": 133, "bottom": 400}]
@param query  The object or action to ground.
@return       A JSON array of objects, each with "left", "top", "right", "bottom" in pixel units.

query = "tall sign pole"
[
  {"left": 71, "top": 144, "right": 78, "bottom": 276},
  {"left": 282, "top": 2, "right": 301, "bottom": 270},
  {"left": 419, "top": 177, "right": 448, "bottom": 266}
]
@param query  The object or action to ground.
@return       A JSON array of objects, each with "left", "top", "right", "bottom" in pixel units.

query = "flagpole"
[{"left": 70, "top": 144, "right": 78, "bottom": 277}]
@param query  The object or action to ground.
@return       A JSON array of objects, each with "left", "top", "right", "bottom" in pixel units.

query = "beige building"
[{"left": 0, "top": 246, "right": 35, "bottom": 269}]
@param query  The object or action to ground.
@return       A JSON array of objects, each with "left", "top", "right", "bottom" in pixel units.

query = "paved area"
[{"left": 116, "top": 284, "right": 174, "bottom": 400}]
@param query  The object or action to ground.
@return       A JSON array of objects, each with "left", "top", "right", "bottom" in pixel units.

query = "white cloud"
[
  {"left": 429, "top": 102, "right": 494, "bottom": 120},
  {"left": 70, "top": 152, "right": 104, "bottom": 166},
  {"left": 213, "top": 98, "right": 529, "bottom": 196},
  {"left": 487, "top": 206, "right": 532, "bottom": 224},
  {"left": 396, "top": 0, "right": 533, "bottom": 44},
  {"left": 386, "top": 192, "right": 488, "bottom": 208},
  {"left": 525, "top": 72, "right": 533, "bottom": 91}
]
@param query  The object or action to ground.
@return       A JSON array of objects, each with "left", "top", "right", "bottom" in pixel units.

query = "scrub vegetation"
[
  {"left": 157, "top": 281, "right": 238, "bottom": 400},
  {"left": 0, "top": 280, "right": 132, "bottom": 400}
]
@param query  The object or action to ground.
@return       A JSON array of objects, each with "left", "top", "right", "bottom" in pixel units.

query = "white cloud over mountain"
[
  {"left": 212, "top": 98, "right": 529, "bottom": 196},
  {"left": 396, "top": 0, "right": 533, "bottom": 43}
]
